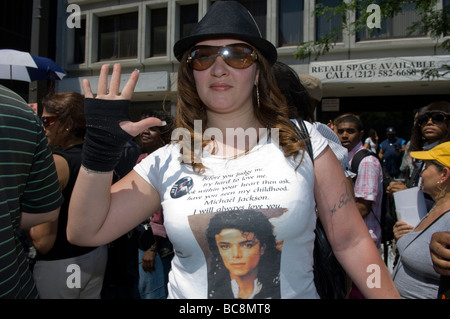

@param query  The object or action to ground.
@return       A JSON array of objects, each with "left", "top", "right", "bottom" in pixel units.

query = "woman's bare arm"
[
  {"left": 67, "top": 169, "right": 161, "bottom": 247},
  {"left": 314, "top": 146, "right": 399, "bottom": 299}
]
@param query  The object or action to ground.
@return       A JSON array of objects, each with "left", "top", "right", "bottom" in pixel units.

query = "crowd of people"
[{"left": 1, "top": 0, "right": 449, "bottom": 300}]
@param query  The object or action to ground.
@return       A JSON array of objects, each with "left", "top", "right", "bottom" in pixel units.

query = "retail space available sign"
[{"left": 309, "top": 56, "right": 450, "bottom": 83}]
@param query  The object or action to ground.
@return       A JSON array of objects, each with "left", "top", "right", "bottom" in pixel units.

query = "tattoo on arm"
[{"left": 330, "top": 180, "right": 353, "bottom": 216}]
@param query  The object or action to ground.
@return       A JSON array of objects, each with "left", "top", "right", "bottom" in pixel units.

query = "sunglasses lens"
[
  {"left": 189, "top": 44, "right": 256, "bottom": 71},
  {"left": 41, "top": 116, "right": 57, "bottom": 128},
  {"left": 418, "top": 114, "right": 428, "bottom": 125},
  {"left": 432, "top": 113, "right": 446, "bottom": 123},
  {"left": 189, "top": 46, "right": 217, "bottom": 71},
  {"left": 418, "top": 113, "right": 447, "bottom": 125},
  {"left": 223, "top": 45, "right": 255, "bottom": 69}
]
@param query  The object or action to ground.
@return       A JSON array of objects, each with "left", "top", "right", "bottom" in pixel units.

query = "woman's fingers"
[
  {"left": 120, "top": 117, "right": 166, "bottom": 137},
  {"left": 97, "top": 64, "right": 111, "bottom": 98},
  {"left": 109, "top": 63, "right": 122, "bottom": 97},
  {"left": 121, "top": 68, "right": 139, "bottom": 100},
  {"left": 393, "top": 221, "right": 414, "bottom": 240},
  {"left": 82, "top": 78, "right": 94, "bottom": 98},
  {"left": 82, "top": 63, "right": 139, "bottom": 100}
]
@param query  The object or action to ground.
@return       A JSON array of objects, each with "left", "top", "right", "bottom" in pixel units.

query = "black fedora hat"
[{"left": 173, "top": 0, "right": 277, "bottom": 65}]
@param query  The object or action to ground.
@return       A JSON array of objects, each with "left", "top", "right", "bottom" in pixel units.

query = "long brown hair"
[{"left": 175, "top": 48, "right": 306, "bottom": 174}]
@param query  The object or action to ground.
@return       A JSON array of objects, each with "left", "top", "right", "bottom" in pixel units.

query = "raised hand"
[
  {"left": 83, "top": 63, "right": 137, "bottom": 100},
  {"left": 81, "top": 63, "right": 166, "bottom": 172},
  {"left": 82, "top": 63, "right": 165, "bottom": 137}
]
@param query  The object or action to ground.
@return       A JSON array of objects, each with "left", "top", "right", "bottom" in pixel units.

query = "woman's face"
[
  {"left": 420, "top": 114, "right": 448, "bottom": 143},
  {"left": 420, "top": 161, "right": 444, "bottom": 196},
  {"left": 215, "top": 228, "right": 264, "bottom": 278},
  {"left": 140, "top": 127, "right": 162, "bottom": 151},
  {"left": 192, "top": 39, "right": 259, "bottom": 116},
  {"left": 42, "top": 108, "right": 61, "bottom": 146}
]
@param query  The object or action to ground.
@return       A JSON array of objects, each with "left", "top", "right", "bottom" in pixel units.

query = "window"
[
  {"left": 278, "top": 0, "right": 303, "bottom": 46},
  {"left": 74, "top": 18, "right": 86, "bottom": 64},
  {"left": 98, "top": 12, "right": 138, "bottom": 60},
  {"left": 357, "top": 2, "right": 424, "bottom": 41},
  {"left": 316, "top": 0, "right": 343, "bottom": 42},
  {"left": 151, "top": 8, "right": 167, "bottom": 57},
  {"left": 444, "top": 0, "right": 450, "bottom": 36},
  {"left": 180, "top": 4, "right": 198, "bottom": 39}
]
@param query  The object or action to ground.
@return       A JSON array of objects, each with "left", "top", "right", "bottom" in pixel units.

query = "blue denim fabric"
[{"left": 138, "top": 248, "right": 172, "bottom": 299}]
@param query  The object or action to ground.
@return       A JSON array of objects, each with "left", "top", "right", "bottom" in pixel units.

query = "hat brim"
[
  {"left": 173, "top": 33, "right": 278, "bottom": 66},
  {"left": 410, "top": 150, "right": 434, "bottom": 161}
]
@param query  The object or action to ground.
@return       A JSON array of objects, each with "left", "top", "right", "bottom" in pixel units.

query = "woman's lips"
[{"left": 210, "top": 82, "right": 232, "bottom": 91}]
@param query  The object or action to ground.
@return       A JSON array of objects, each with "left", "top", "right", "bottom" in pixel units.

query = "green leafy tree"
[{"left": 296, "top": 0, "right": 450, "bottom": 76}]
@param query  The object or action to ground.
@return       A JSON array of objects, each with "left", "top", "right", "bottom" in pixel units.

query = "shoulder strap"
[
  {"left": 295, "top": 118, "right": 313, "bottom": 165},
  {"left": 406, "top": 161, "right": 424, "bottom": 188},
  {"left": 392, "top": 209, "right": 449, "bottom": 279},
  {"left": 350, "top": 148, "right": 378, "bottom": 176}
]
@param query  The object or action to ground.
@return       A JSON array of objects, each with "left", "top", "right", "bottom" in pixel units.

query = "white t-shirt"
[
  {"left": 134, "top": 121, "right": 328, "bottom": 299},
  {"left": 364, "top": 137, "right": 377, "bottom": 154}
]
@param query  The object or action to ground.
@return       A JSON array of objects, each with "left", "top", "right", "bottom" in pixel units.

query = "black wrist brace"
[{"left": 82, "top": 98, "right": 133, "bottom": 172}]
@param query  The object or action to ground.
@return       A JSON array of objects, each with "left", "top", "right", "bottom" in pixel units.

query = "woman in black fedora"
[{"left": 67, "top": 0, "right": 399, "bottom": 299}]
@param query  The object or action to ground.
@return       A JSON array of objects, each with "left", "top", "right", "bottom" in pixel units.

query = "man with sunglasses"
[{"left": 379, "top": 126, "right": 406, "bottom": 179}]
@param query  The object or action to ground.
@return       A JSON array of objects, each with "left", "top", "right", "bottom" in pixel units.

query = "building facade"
[{"left": 57, "top": 0, "right": 450, "bottom": 139}]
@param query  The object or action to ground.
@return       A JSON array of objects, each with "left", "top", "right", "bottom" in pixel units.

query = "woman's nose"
[{"left": 210, "top": 56, "right": 229, "bottom": 77}]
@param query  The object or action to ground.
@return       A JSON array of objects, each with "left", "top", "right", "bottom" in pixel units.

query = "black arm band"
[{"left": 82, "top": 98, "right": 133, "bottom": 172}]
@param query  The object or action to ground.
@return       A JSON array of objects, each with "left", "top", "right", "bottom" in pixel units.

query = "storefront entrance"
[{"left": 316, "top": 94, "right": 450, "bottom": 142}]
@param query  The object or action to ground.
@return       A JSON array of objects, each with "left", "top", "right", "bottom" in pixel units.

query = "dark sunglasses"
[
  {"left": 41, "top": 116, "right": 58, "bottom": 128},
  {"left": 187, "top": 43, "right": 258, "bottom": 71},
  {"left": 418, "top": 112, "right": 449, "bottom": 126}
]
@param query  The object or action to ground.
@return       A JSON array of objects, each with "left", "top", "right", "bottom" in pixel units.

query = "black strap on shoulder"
[
  {"left": 406, "top": 161, "right": 424, "bottom": 188},
  {"left": 350, "top": 148, "right": 378, "bottom": 179},
  {"left": 295, "top": 117, "right": 313, "bottom": 164}
]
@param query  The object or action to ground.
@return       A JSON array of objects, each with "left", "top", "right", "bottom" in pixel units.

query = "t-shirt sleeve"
[
  {"left": 353, "top": 156, "right": 382, "bottom": 201},
  {"left": 21, "top": 116, "right": 63, "bottom": 213},
  {"left": 134, "top": 144, "right": 172, "bottom": 194},
  {"left": 303, "top": 120, "right": 329, "bottom": 160}
]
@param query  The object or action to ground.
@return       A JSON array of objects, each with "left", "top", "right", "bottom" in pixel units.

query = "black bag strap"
[
  {"left": 350, "top": 148, "right": 378, "bottom": 180},
  {"left": 406, "top": 161, "right": 424, "bottom": 188},
  {"left": 295, "top": 118, "right": 313, "bottom": 164},
  {"left": 295, "top": 118, "right": 349, "bottom": 298},
  {"left": 350, "top": 148, "right": 383, "bottom": 224}
]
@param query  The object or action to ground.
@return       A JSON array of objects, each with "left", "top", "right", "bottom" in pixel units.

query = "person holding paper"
[
  {"left": 391, "top": 102, "right": 450, "bottom": 240},
  {"left": 392, "top": 141, "right": 450, "bottom": 298},
  {"left": 387, "top": 101, "right": 450, "bottom": 195}
]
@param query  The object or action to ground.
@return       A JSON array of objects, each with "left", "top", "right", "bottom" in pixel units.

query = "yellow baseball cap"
[{"left": 410, "top": 141, "right": 450, "bottom": 168}]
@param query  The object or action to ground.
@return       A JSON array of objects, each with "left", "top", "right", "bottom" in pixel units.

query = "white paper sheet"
[{"left": 393, "top": 186, "right": 428, "bottom": 227}]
